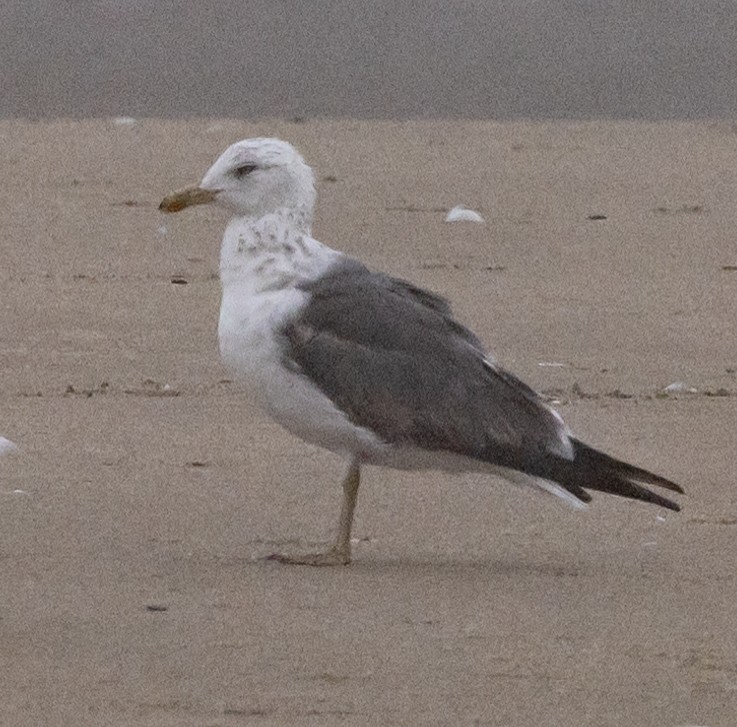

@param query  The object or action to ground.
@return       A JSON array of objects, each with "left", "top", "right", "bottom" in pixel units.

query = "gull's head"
[{"left": 159, "top": 138, "right": 316, "bottom": 219}]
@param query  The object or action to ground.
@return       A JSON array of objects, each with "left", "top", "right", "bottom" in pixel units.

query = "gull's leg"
[{"left": 268, "top": 459, "right": 361, "bottom": 566}]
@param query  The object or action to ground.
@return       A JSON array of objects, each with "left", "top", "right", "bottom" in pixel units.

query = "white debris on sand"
[
  {"left": 445, "top": 205, "right": 485, "bottom": 223},
  {"left": 0, "top": 437, "right": 17, "bottom": 456},
  {"left": 113, "top": 116, "right": 138, "bottom": 126},
  {"left": 663, "top": 381, "right": 698, "bottom": 394}
]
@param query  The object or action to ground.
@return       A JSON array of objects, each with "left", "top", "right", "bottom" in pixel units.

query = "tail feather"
[{"left": 535, "top": 438, "right": 683, "bottom": 512}]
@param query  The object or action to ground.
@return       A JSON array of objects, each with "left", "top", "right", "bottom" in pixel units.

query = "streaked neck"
[{"left": 219, "top": 207, "right": 339, "bottom": 292}]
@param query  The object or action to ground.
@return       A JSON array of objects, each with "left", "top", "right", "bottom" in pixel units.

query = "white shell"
[
  {"left": 0, "top": 437, "right": 18, "bottom": 456},
  {"left": 663, "top": 381, "right": 698, "bottom": 394},
  {"left": 445, "top": 206, "right": 485, "bottom": 223}
]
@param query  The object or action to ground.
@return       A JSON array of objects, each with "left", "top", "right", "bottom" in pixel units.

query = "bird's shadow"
[{"left": 237, "top": 546, "right": 585, "bottom": 580}]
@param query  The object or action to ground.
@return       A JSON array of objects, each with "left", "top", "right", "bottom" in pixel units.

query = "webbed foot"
[{"left": 266, "top": 545, "right": 351, "bottom": 567}]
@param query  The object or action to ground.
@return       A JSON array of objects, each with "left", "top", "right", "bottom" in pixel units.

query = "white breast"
[{"left": 218, "top": 278, "right": 385, "bottom": 459}]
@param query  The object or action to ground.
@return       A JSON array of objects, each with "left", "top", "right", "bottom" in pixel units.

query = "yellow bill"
[{"left": 159, "top": 186, "right": 218, "bottom": 213}]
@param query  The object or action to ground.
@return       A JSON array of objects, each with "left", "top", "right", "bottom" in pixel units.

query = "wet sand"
[{"left": 1, "top": 119, "right": 736, "bottom": 725}]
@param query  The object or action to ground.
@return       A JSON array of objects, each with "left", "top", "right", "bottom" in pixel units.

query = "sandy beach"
[{"left": 1, "top": 119, "right": 736, "bottom": 726}]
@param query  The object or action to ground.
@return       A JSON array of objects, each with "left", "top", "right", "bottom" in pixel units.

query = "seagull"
[{"left": 160, "top": 138, "right": 683, "bottom": 566}]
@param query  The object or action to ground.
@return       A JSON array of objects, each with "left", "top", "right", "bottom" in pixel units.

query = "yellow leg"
[{"left": 268, "top": 460, "right": 361, "bottom": 566}]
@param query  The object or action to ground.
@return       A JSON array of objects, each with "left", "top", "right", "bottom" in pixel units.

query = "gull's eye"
[{"left": 233, "top": 163, "right": 257, "bottom": 178}]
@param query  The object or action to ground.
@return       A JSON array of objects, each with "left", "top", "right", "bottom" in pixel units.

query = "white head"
[{"left": 160, "top": 138, "right": 316, "bottom": 222}]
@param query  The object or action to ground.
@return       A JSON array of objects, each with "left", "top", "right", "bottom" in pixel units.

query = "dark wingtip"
[
  {"left": 635, "top": 469, "right": 684, "bottom": 494},
  {"left": 662, "top": 478, "right": 685, "bottom": 495},
  {"left": 648, "top": 492, "right": 681, "bottom": 512},
  {"left": 559, "top": 438, "right": 685, "bottom": 511}
]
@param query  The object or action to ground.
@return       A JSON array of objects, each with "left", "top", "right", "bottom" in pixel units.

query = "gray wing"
[{"left": 282, "top": 258, "right": 571, "bottom": 470}]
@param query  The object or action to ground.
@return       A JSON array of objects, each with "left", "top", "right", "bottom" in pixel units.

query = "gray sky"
[{"left": 2, "top": 0, "right": 735, "bottom": 119}]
